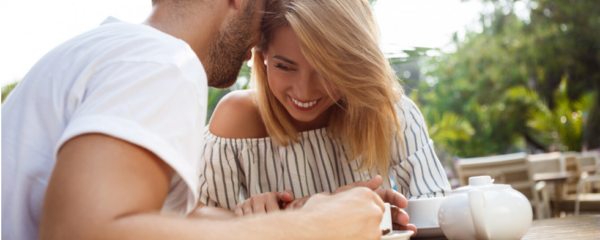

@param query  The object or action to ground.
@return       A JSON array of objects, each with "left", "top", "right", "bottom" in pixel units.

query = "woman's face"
[{"left": 263, "top": 26, "right": 341, "bottom": 124}]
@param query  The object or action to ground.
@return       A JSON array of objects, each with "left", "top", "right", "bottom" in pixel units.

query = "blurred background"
[
  {"left": 2, "top": 0, "right": 599, "bottom": 178},
  {"left": 211, "top": 0, "right": 600, "bottom": 169}
]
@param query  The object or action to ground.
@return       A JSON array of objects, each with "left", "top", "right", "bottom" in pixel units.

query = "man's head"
[
  {"left": 148, "top": 0, "right": 266, "bottom": 88},
  {"left": 204, "top": 0, "right": 265, "bottom": 88}
]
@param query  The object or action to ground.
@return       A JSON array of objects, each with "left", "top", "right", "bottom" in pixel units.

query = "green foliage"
[
  {"left": 412, "top": 0, "right": 599, "bottom": 159},
  {"left": 2, "top": 81, "right": 18, "bottom": 103},
  {"left": 525, "top": 80, "right": 594, "bottom": 152},
  {"left": 206, "top": 63, "right": 253, "bottom": 123}
]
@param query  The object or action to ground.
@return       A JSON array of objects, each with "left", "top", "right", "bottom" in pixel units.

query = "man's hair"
[{"left": 252, "top": 0, "right": 404, "bottom": 177}]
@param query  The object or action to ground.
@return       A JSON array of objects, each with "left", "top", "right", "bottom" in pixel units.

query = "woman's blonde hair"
[{"left": 252, "top": 0, "right": 404, "bottom": 176}]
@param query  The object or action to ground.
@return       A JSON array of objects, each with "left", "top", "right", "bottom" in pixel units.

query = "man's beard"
[{"left": 204, "top": 6, "right": 254, "bottom": 89}]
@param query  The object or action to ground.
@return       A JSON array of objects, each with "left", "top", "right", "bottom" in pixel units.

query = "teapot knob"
[{"left": 469, "top": 176, "right": 493, "bottom": 186}]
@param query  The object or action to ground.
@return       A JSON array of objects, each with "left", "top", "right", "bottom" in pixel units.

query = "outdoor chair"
[
  {"left": 574, "top": 151, "right": 600, "bottom": 215},
  {"left": 577, "top": 151, "right": 600, "bottom": 192},
  {"left": 528, "top": 152, "right": 563, "bottom": 174},
  {"left": 563, "top": 152, "right": 582, "bottom": 196},
  {"left": 527, "top": 152, "right": 563, "bottom": 201}
]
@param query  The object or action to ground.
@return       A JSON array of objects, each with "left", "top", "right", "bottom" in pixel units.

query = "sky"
[{"left": 0, "top": 0, "right": 484, "bottom": 86}]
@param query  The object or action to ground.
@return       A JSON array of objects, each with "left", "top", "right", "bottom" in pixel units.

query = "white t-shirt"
[{"left": 1, "top": 17, "right": 207, "bottom": 239}]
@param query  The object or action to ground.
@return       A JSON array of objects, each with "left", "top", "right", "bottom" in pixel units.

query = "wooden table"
[
  {"left": 413, "top": 215, "right": 600, "bottom": 239},
  {"left": 533, "top": 172, "right": 575, "bottom": 217},
  {"left": 522, "top": 215, "right": 600, "bottom": 239}
]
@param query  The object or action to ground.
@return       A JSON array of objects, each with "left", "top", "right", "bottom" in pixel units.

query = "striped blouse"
[{"left": 198, "top": 96, "right": 451, "bottom": 210}]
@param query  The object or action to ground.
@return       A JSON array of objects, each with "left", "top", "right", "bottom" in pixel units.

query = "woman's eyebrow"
[{"left": 273, "top": 55, "right": 298, "bottom": 66}]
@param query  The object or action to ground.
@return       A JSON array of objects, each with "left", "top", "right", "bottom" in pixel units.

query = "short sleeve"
[
  {"left": 55, "top": 60, "right": 207, "bottom": 215},
  {"left": 199, "top": 130, "right": 247, "bottom": 210},
  {"left": 391, "top": 97, "right": 451, "bottom": 199}
]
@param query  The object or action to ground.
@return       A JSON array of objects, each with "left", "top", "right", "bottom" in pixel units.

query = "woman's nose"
[{"left": 293, "top": 71, "right": 318, "bottom": 100}]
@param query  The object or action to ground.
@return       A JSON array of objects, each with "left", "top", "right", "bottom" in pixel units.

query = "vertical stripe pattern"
[{"left": 198, "top": 96, "right": 451, "bottom": 209}]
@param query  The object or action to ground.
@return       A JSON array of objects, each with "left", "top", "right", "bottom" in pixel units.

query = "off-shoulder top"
[{"left": 198, "top": 96, "right": 451, "bottom": 210}]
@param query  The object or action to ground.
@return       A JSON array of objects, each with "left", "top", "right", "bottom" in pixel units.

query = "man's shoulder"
[
  {"left": 208, "top": 90, "right": 268, "bottom": 139},
  {"left": 80, "top": 21, "right": 205, "bottom": 89},
  {"left": 83, "top": 20, "right": 193, "bottom": 62}
]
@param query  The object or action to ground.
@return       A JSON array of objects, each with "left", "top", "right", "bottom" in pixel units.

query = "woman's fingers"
[
  {"left": 264, "top": 192, "right": 282, "bottom": 213},
  {"left": 375, "top": 188, "right": 407, "bottom": 209},
  {"left": 280, "top": 189, "right": 295, "bottom": 203},
  {"left": 284, "top": 195, "right": 315, "bottom": 210},
  {"left": 251, "top": 196, "right": 267, "bottom": 215},
  {"left": 390, "top": 206, "right": 410, "bottom": 227},
  {"left": 392, "top": 223, "right": 418, "bottom": 236},
  {"left": 242, "top": 201, "right": 254, "bottom": 216},
  {"left": 234, "top": 204, "right": 243, "bottom": 217},
  {"left": 234, "top": 191, "right": 296, "bottom": 217},
  {"left": 390, "top": 205, "right": 416, "bottom": 237}
]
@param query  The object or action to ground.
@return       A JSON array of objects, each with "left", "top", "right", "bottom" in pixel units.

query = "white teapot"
[{"left": 438, "top": 176, "right": 532, "bottom": 240}]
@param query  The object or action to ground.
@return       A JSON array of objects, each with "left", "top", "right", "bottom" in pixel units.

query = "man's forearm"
[
  {"left": 72, "top": 211, "right": 315, "bottom": 240},
  {"left": 188, "top": 205, "right": 235, "bottom": 220},
  {"left": 41, "top": 134, "right": 319, "bottom": 240}
]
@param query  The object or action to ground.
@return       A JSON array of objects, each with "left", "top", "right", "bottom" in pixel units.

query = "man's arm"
[
  {"left": 39, "top": 134, "right": 385, "bottom": 240},
  {"left": 188, "top": 201, "right": 236, "bottom": 220},
  {"left": 39, "top": 134, "right": 260, "bottom": 239}
]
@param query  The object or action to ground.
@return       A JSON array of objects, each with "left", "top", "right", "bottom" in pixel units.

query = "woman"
[{"left": 199, "top": 0, "right": 449, "bottom": 222}]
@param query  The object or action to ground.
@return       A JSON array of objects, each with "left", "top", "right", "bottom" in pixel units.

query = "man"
[{"left": 2, "top": 0, "right": 396, "bottom": 239}]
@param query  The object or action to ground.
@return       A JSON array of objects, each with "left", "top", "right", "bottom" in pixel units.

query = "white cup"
[
  {"left": 405, "top": 197, "right": 446, "bottom": 228},
  {"left": 379, "top": 203, "right": 392, "bottom": 231}
]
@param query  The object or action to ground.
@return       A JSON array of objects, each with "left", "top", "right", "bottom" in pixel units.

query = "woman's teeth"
[{"left": 291, "top": 97, "right": 318, "bottom": 108}]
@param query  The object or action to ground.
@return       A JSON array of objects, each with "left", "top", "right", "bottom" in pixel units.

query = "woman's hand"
[
  {"left": 234, "top": 190, "right": 295, "bottom": 217},
  {"left": 374, "top": 188, "right": 416, "bottom": 233},
  {"left": 283, "top": 194, "right": 312, "bottom": 210},
  {"left": 338, "top": 175, "right": 416, "bottom": 233},
  {"left": 287, "top": 176, "right": 416, "bottom": 234},
  {"left": 365, "top": 177, "right": 416, "bottom": 234}
]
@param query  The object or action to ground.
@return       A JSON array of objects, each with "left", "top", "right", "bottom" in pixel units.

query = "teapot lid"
[
  {"left": 451, "top": 176, "right": 510, "bottom": 194},
  {"left": 469, "top": 176, "right": 493, "bottom": 186}
]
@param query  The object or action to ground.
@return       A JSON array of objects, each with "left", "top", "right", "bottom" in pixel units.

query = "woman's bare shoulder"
[{"left": 208, "top": 90, "right": 268, "bottom": 139}]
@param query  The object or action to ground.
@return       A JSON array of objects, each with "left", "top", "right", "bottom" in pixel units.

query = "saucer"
[
  {"left": 381, "top": 230, "right": 414, "bottom": 240},
  {"left": 413, "top": 225, "right": 445, "bottom": 239}
]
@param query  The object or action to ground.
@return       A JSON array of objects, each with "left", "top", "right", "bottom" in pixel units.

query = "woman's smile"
[{"left": 288, "top": 95, "right": 321, "bottom": 111}]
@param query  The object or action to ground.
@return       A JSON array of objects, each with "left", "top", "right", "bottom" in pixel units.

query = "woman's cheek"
[
  {"left": 268, "top": 71, "right": 291, "bottom": 93},
  {"left": 267, "top": 71, "right": 288, "bottom": 100}
]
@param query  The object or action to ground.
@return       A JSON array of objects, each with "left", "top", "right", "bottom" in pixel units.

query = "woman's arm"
[
  {"left": 198, "top": 90, "right": 270, "bottom": 211},
  {"left": 392, "top": 97, "right": 451, "bottom": 199},
  {"left": 209, "top": 90, "right": 268, "bottom": 139}
]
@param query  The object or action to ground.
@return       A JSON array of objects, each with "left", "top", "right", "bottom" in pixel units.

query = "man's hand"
[
  {"left": 300, "top": 187, "right": 385, "bottom": 240},
  {"left": 339, "top": 176, "right": 416, "bottom": 233},
  {"left": 282, "top": 176, "right": 383, "bottom": 210},
  {"left": 234, "top": 190, "right": 295, "bottom": 217},
  {"left": 335, "top": 175, "right": 415, "bottom": 233},
  {"left": 283, "top": 175, "right": 416, "bottom": 234}
]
